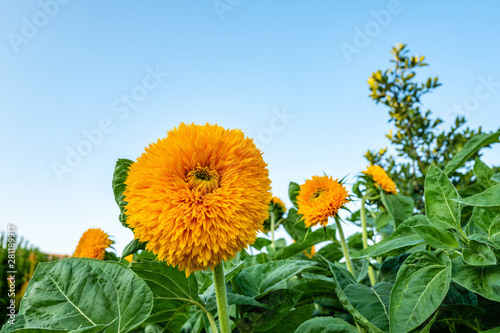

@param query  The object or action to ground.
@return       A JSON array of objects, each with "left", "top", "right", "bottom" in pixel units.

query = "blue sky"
[{"left": 1, "top": 1, "right": 499, "bottom": 255}]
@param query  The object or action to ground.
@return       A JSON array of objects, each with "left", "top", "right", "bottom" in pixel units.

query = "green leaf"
[
  {"left": 425, "top": 164, "right": 461, "bottom": 230},
  {"left": 452, "top": 256, "right": 500, "bottom": 302},
  {"left": 319, "top": 256, "right": 385, "bottom": 333},
  {"left": 463, "top": 240, "right": 497, "bottom": 266},
  {"left": 381, "top": 192, "right": 415, "bottom": 228},
  {"left": 344, "top": 282, "right": 392, "bottom": 332},
  {"left": 252, "top": 237, "right": 272, "bottom": 250},
  {"left": 121, "top": 238, "right": 147, "bottom": 258},
  {"left": 282, "top": 208, "right": 307, "bottom": 241},
  {"left": 315, "top": 242, "right": 344, "bottom": 262},
  {"left": 378, "top": 253, "right": 411, "bottom": 283},
  {"left": 453, "top": 184, "right": 500, "bottom": 208},
  {"left": 488, "top": 215, "right": 500, "bottom": 248},
  {"left": 259, "top": 304, "right": 314, "bottom": 333},
  {"left": 237, "top": 260, "right": 318, "bottom": 297},
  {"left": 353, "top": 215, "right": 426, "bottom": 258},
  {"left": 275, "top": 226, "right": 335, "bottom": 259},
  {"left": 131, "top": 260, "right": 202, "bottom": 330},
  {"left": 375, "top": 210, "right": 392, "bottom": 232},
  {"left": 288, "top": 182, "right": 301, "bottom": 208},
  {"left": 438, "top": 304, "right": 485, "bottom": 328},
  {"left": 293, "top": 317, "right": 359, "bottom": 333},
  {"left": 112, "top": 158, "right": 134, "bottom": 227},
  {"left": 474, "top": 158, "right": 496, "bottom": 188},
  {"left": 16, "top": 258, "right": 152, "bottom": 332},
  {"left": 444, "top": 132, "right": 500, "bottom": 176},
  {"left": 492, "top": 173, "right": 500, "bottom": 183},
  {"left": 389, "top": 251, "right": 452, "bottom": 333},
  {"left": 472, "top": 207, "right": 499, "bottom": 234},
  {"left": 410, "top": 225, "right": 459, "bottom": 249},
  {"left": 242, "top": 289, "right": 303, "bottom": 332},
  {"left": 202, "top": 284, "right": 267, "bottom": 312}
]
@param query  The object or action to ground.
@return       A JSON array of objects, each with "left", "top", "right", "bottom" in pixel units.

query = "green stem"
[
  {"left": 205, "top": 311, "right": 220, "bottom": 333},
  {"left": 334, "top": 216, "right": 355, "bottom": 276},
  {"left": 361, "top": 195, "right": 377, "bottom": 286},
  {"left": 213, "top": 263, "right": 231, "bottom": 333},
  {"left": 270, "top": 211, "right": 276, "bottom": 250}
]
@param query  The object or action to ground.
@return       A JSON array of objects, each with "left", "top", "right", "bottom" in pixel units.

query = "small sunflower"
[
  {"left": 362, "top": 165, "right": 397, "bottom": 194},
  {"left": 297, "top": 175, "right": 349, "bottom": 228},
  {"left": 73, "top": 228, "right": 113, "bottom": 260},
  {"left": 124, "top": 123, "right": 271, "bottom": 275},
  {"left": 304, "top": 245, "right": 316, "bottom": 259},
  {"left": 124, "top": 254, "right": 134, "bottom": 263},
  {"left": 262, "top": 196, "right": 287, "bottom": 233}
]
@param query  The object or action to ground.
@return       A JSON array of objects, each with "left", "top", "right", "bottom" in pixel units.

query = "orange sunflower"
[
  {"left": 297, "top": 175, "right": 349, "bottom": 228},
  {"left": 73, "top": 228, "right": 113, "bottom": 260},
  {"left": 362, "top": 165, "right": 397, "bottom": 194},
  {"left": 124, "top": 123, "right": 271, "bottom": 275}
]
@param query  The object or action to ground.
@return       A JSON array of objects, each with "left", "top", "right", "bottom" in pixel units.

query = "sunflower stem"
[
  {"left": 213, "top": 263, "right": 231, "bottom": 333},
  {"left": 270, "top": 211, "right": 276, "bottom": 250},
  {"left": 361, "top": 194, "right": 377, "bottom": 286},
  {"left": 334, "top": 216, "right": 355, "bottom": 276},
  {"left": 205, "top": 311, "right": 220, "bottom": 333}
]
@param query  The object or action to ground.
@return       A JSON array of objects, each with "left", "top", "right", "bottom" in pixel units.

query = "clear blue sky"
[{"left": 1, "top": 1, "right": 499, "bottom": 255}]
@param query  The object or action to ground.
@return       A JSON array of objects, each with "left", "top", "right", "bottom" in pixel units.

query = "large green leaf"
[
  {"left": 131, "top": 260, "right": 202, "bottom": 331},
  {"left": 474, "top": 158, "right": 496, "bottom": 188},
  {"left": 112, "top": 158, "right": 134, "bottom": 227},
  {"left": 438, "top": 304, "right": 485, "bottom": 329},
  {"left": 294, "top": 317, "right": 359, "bottom": 333},
  {"left": 463, "top": 240, "right": 497, "bottom": 266},
  {"left": 444, "top": 132, "right": 500, "bottom": 176},
  {"left": 237, "top": 260, "right": 318, "bottom": 297},
  {"left": 275, "top": 226, "right": 335, "bottom": 259},
  {"left": 389, "top": 251, "right": 452, "bottom": 333},
  {"left": 16, "top": 258, "right": 152, "bottom": 332},
  {"left": 320, "top": 256, "right": 385, "bottom": 333},
  {"left": 453, "top": 184, "right": 500, "bottom": 208},
  {"left": 344, "top": 282, "right": 392, "bottom": 332},
  {"left": 425, "top": 164, "right": 461, "bottom": 230},
  {"left": 380, "top": 192, "right": 415, "bottom": 228},
  {"left": 353, "top": 215, "right": 426, "bottom": 258},
  {"left": 452, "top": 257, "right": 500, "bottom": 302},
  {"left": 410, "top": 225, "right": 459, "bottom": 249},
  {"left": 492, "top": 173, "right": 500, "bottom": 183}
]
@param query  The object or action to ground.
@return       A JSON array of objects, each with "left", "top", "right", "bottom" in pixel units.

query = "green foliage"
[
  {"left": 365, "top": 43, "right": 499, "bottom": 212},
  {"left": 5, "top": 45, "right": 500, "bottom": 333}
]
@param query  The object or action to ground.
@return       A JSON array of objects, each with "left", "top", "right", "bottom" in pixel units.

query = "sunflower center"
[
  {"left": 186, "top": 166, "right": 220, "bottom": 194},
  {"left": 311, "top": 188, "right": 325, "bottom": 200}
]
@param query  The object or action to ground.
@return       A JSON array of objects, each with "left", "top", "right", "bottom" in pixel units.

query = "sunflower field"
[{"left": 2, "top": 47, "right": 500, "bottom": 333}]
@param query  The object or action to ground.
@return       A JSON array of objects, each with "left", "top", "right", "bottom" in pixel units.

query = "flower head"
[
  {"left": 297, "top": 175, "right": 349, "bottom": 228},
  {"left": 73, "top": 228, "right": 113, "bottom": 260},
  {"left": 362, "top": 165, "right": 397, "bottom": 194},
  {"left": 262, "top": 196, "right": 287, "bottom": 233},
  {"left": 124, "top": 123, "right": 271, "bottom": 274}
]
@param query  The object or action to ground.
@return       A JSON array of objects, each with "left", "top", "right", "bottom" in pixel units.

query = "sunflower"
[
  {"left": 124, "top": 123, "right": 271, "bottom": 275},
  {"left": 73, "top": 228, "right": 113, "bottom": 260},
  {"left": 304, "top": 245, "right": 316, "bottom": 259},
  {"left": 262, "top": 196, "right": 287, "bottom": 233},
  {"left": 297, "top": 175, "right": 349, "bottom": 228},
  {"left": 124, "top": 254, "right": 134, "bottom": 263},
  {"left": 362, "top": 165, "right": 397, "bottom": 194}
]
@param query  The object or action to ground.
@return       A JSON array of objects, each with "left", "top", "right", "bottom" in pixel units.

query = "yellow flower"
[
  {"left": 73, "top": 228, "right": 113, "bottom": 260},
  {"left": 297, "top": 175, "right": 349, "bottom": 228},
  {"left": 124, "top": 254, "right": 134, "bottom": 263},
  {"left": 262, "top": 196, "right": 287, "bottom": 233},
  {"left": 362, "top": 165, "right": 398, "bottom": 194},
  {"left": 124, "top": 123, "right": 271, "bottom": 275}
]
